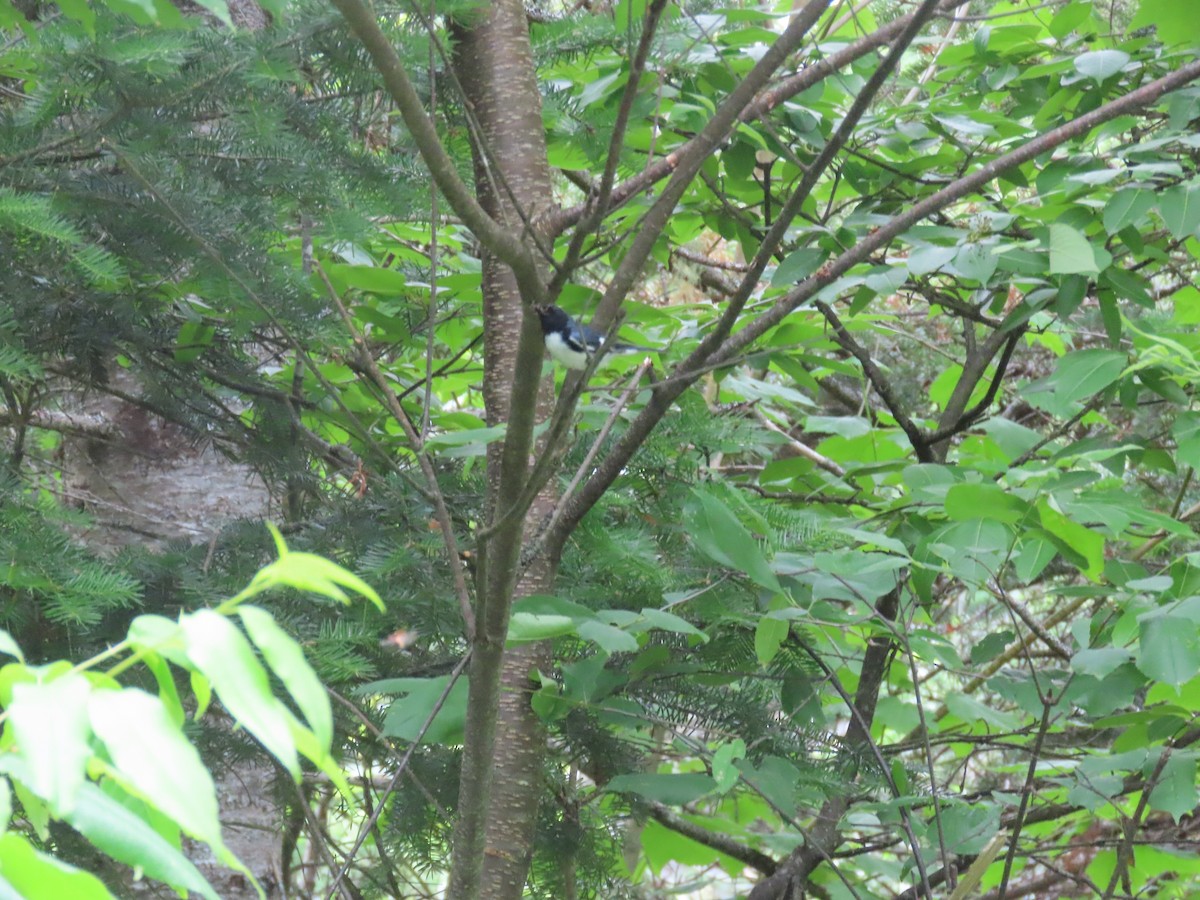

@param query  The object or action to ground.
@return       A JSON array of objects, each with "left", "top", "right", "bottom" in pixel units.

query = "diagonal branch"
[
  {"left": 547, "top": 0, "right": 975, "bottom": 237},
  {"left": 585, "top": 0, "right": 833, "bottom": 335},
  {"left": 328, "top": 0, "right": 546, "bottom": 304},
  {"left": 543, "top": 56, "right": 1200, "bottom": 558}
]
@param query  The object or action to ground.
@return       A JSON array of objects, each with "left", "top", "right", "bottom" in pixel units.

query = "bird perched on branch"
[{"left": 534, "top": 304, "right": 654, "bottom": 371}]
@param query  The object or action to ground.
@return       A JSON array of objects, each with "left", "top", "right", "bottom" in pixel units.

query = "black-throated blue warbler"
[{"left": 534, "top": 304, "right": 653, "bottom": 371}]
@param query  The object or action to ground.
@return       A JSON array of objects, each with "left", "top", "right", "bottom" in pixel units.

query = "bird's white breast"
[{"left": 545, "top": 331, "right": 590, "bottom": 370}]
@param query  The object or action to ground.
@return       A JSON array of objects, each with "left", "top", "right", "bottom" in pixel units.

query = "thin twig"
[
  {"left": 326, "top": 652, "right": 471, "bottom": 899},
  {"left": 317, "top": 263, "right": 475, "bottom": 638}
]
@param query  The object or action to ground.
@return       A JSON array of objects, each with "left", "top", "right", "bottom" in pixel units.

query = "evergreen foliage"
[{"left": 1, "top": 0, "right": 1200, "bottom": 897}]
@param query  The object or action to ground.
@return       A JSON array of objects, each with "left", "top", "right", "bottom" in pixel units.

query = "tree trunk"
[{"left": 447, "top": 1, "right": 558, "bottom": 897}]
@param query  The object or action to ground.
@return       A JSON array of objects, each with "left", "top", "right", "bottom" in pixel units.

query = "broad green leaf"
[
  {"left": 66, "top": 782, "right": 219, "bottom": 900},
  {"left": 181, "top": 610, "right": 299, "bottom": 776},
  {"left": 943, "top": 692, "right": 1021, "bottom": 730},
  {"left": 936, "top": 801, "right": 1000, "bottom": 855},
  {"left": 1158, "top": 184, "right": 1200, "bottom": 239},
  {"left": 639, "top": 816, "right": 745, "bottom": 874},
  {"left": 1013, "top": 530, "right": 1059, "bottom": 582},
  {"left": 971, "top": 630, "right": 1016, "bottom": 665},
  {"left": 1045, "top": 349, "right": 1127, "bottom": 403},
  {"left": 906, "top": 245, "right": 956, "bottom": 276},
  {"left": 736, "top": 754, "right": 802, "bottom": 815},
  {"left": 1102, "top": 268, "right": 1152, "bottom": 308},
  {"left": 903, "top": 463, "right": 961, "bottom": 503},
  {"left": 1173, "top": 412, "right": 1200, "bottom": 470},
  {"left": 1073, "top": 49, "right": 1129, "bottom": 81},
  {"left": 1048, "top": 224, "right": 1111, "bottom": 274},
  {"left": 239, "top": 605, "right": 333, "bottom": 749},
  {"left": 577, "top": 619, "right": 639, "bottom": 654},
  {"left": 952, "top": 242, "right": 998, "bottom": 283},
  {"left": 944, "top": 483, "right": 1029, "bottom": 524},
  {"left": 1148, "top": 753, "right": 1198, "bottom": 820},
  {"left": 1137, "top": 615, "right": 1200, "bottom": 686},
  {"left": 425, "top": 424, "right": 508, "bottom": 457},
  {"left": 808, "top": 550, "right": 904, "bottom": 604},
  {"left": 1049, "top": 1, "right": 1092, "bottom": 38},
  {"left": 88, "top": 690, "right": 223, "bottom": 846},
  {"left": 321, "top": 263, "right": 409, "bottom": 295},
  {"left": 687, "top": 487, "right": 781, "bottom": 592},
  {"left": 0, "top": 833, "right": 114, "bottom": 900},
  {"left": 1132, "top": 0, "right": 1200, "bottom": 48},
  {"left": 8, "top": 675, "right": 92, "bottom": 815},
  {"left": 640, "top": 608, "right": 708, "bottom": 642},
  {"left": 771, "top": 247, "right": 827, "bottom": 286},
  {"left": 1072, "top": 647, "right": 1134, "bottom": 678},
  {"left": 1038, "top": 501, "right": 1104, "bottom": 579},
  {"left": 927, "top": 519, "right": 1013, "bottom": 585},
  {"left": 711, "top": 740, "right": 746, "bottom": 793},
  {"left": 606, "top": 773, "right": 715, "bottom": 804},
  {"left": 507, "top": 612, "right": 577, "bottom": 643},
  {"left": 755, "top": 616, "right": 788, "bottom": 667},
  {"left": 378, "top": 676, "right": 467, "bottom": 744},
  {"left": 142, "top": 652, "right": 184, "bottom": 728},
  {"left": 1103, "top": 189, "right": 1155, "bottom": 234},
  {"left": 249, "top": 525, "right": 383, "bottom": 611}
]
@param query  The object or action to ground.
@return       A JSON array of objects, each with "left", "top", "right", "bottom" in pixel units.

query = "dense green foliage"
[{"left": 1, "top": 0, "right": 1200, "bottom": 897}]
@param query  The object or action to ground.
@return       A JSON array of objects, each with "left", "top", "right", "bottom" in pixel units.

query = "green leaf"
[
  {"left": 711, "top": 740, "right": 745, "bottom": 793},
  {"left": 425, "top": 424, "right": 508, "bottom": 457},
  {"left": 1103, "top": 189, "right": 1155, "bottom": 234},
  {"left": 1045, "top": 349, "right": 1127, "bottom": 403},
  {"left": 1137, "top": 615, "right": 1200, "bottom": 686},
  {"left": 0, "top": 833, "right": 114, "bottom": 900},
  {"left": 944, "top": 483, "right": 1029, "bottom": 524},
  {"left": 1148, "top": 753, "right": 1198, "bottom": 821},
  {"left": 687, "top": 487, "right": 781, "bottom": 592},
  {"left": 238, "top": 606, "right": 333, "bottom": 750},
  {"left": 1038, "top": 500, "right": 1104, "bottom": 579},
  {"left": 953, "top": 242, "right": 998, "bottom": 283},
  {"left": 1132, "top": 0, "right": 1200, "bottom": 48},
  {"left": 378, "top": 676, "right": 467, "bottom": 744},
  {"left": 943, "top": 692, "right": 1021, "bottom": 730},
  {"left": 65, "top": 782, "right": 220, "bottom": 900},
  {"left": 507, "top": 612, "right": 578, "bottom": 643},
  {"left": 1158, "top": 184, "right": 1200, "bottom": 239},
  {"left": 88, "top": 689, "right": 223, "bottom": 847},
  {"left": 1013, "top": 529, "right": 1059, "bottom": 582},
  {"left": 639, "top": 608, "right": 708, "bottom": 642},
  {"left": 1073, "top": 49, "right": 1129, "bottom": 81},
  {"left": 771, "top": 247, "right": 828, "bottom": 287},
  {"left": 606, "top": 773, "right": 715, "bottom": 804},
  {"left": 1072, "top": 647, "right": 1133, "bottom": 678},
  {"left": 1174, "top": 411, "right": 1200, "bottom": 470},
  {"left": 249, "top": 525, "right": 383, "bottom": 611},
  {"left": 937, "top": 801, "right": 1000, "bottom": 855},
  {"left": 927, "top": 519, "right": 1013, "bottom": 585},
  {"left": 1048, "top": 224, "right": 1111, "bottom": 274},
  {"left": 181, "top": 610, "right": 300, "bottom": 776},
  {"left": 906, "top": 245, "right": 956, "bottom": 276},
  {"left": 755, "top": 616, "right": 788, "bottom": 667},
  {"left": 8, "top": 675, "right": 92, "bottom": 815},
  {"left": 577, "top": 619, "right": 639, "bottom": 654},
  {"left": 322, "top": 263, "right": 409, "bottom": 295}
]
